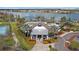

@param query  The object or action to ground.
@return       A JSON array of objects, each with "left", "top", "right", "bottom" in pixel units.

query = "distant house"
[
  {"left": 62, "top": 22, "right": 73, "bottom": 31},
  {"left": 48, "top": 23, "right": 60, "bottom": 33}
]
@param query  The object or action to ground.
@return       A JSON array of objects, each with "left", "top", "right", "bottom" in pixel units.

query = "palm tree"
[
  {"left": 40, "top": 16, "right": 45, "bottom": 21},
  {"left": 35, "top": 16, "right": 40, "bottom": 21},
  {"left": 51, "top": 16, "right": 55, "bottom": 23},
  {"left": 35, "top": 16, "right": 45, "bottom": 21},
  {"left": 60, "top": 16, "right": 67, "bottom": 28},
  {"left": 16, "top": 15, "right": 25, "bottom": 25},
  {"left": 61, "top": 21, "right": 74, "bottom": 31},
  {"left": 60, "top": 16, "right": 67, "bottom": 23},
  {"left": 3, "top": 14, "right": 9, "bottom": 22}
]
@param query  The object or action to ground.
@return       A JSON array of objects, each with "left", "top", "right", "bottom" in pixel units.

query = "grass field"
[
  {"left": 0, "top": 22, "right": 15, "bottom": 50},
  {"left": 70, "top": 40, "right": 79, "bottom": 49},
  {"left": 10, "top": 22, "right": 35, "bottom": 50}
]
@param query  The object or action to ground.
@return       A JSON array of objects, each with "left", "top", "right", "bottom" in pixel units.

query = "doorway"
[{"left": 37, "top": 35, "right": 42, "bottom": 40}]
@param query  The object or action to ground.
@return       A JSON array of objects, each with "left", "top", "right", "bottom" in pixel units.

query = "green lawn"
[
  {"left": 4, "top": 36, "right": 15, "bottom": 46},
  {"left": 10, "top": 22, "right": 35, "bottom": 50},
  {"left": 0, "top": 22, "right": 9, "bottom": 25},
  {"left": 0, "top": 22, "right": 15, "bottom": 50},
  {"left": 70, "top": 40, "right": 79, "bottom": 49}
]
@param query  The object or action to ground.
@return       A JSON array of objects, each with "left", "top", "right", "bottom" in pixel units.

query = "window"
[
  {"left": 43, "top": 35, "right": 47, "bottom": 39},
  {"left": 38, "top": 35, "right": 42, "bottom": 39},
  {"left": 32, "top": 35, "right": 36, "bottom": 39}
]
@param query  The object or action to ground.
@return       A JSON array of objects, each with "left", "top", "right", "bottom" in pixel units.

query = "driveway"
[
  {"left": 55, "top": 32, "right": 79, "bottom": 51},
  {"left": 31, "top": 40, "right": 55, "bottom": 51}
]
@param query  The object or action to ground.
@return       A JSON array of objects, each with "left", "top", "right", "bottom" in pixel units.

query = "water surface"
[{"left": 0, "top": 26, "right": 9, "bottom": 36}]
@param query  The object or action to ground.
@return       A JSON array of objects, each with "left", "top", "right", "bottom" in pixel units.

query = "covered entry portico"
[
  {"left": 31, "top": 35, "right": 48, "bottom": 41},
  {"left": 31, "top": 25, "right": 48, "bottom": 42}
]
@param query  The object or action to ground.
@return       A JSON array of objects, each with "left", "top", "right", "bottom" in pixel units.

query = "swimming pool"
[{"left": 0, "top": 26, "right": 9, "bottom": 36}]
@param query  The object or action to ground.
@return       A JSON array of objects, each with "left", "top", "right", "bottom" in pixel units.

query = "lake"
[
  {"left": 0, "top": 26, "right": 9, "bottom": 36},
  {"left": 1, "top": 11, "right": 79, "bottom": 21}
]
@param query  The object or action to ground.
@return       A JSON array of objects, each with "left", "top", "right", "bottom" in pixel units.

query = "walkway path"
[
  {"left": 12, "top": 32, "right": 22, "bottom": 50},
  {"left": 31, "top": 40, "right": 55, "bottom": 51}
]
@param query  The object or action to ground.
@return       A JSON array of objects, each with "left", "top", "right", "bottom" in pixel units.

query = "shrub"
[
  {"left": 43, "top": 40, "right": 49, "bottom": 44},
  {"left": 28, "top": 40, "right": 36, "bottom": 45},
  {"left": 49, "top": 45, "right": 57, "bottom": 51}
]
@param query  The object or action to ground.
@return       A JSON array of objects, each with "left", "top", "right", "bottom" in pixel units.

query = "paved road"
[
  {"left": 55, "top": 37, "right": 69, "bottom": 51},
  {"left": 55, "top": 32, "right": 79, "bottom": 51}
]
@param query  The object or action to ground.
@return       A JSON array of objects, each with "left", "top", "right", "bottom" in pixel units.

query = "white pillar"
[
  {"left": 42, "top": 35, "right": 43, "bottom": 41},
  {"left": 47, "top": 35, "right": 48, "bottom": 39},
  {"left": 40, "top": 35, "right": 43, "bottom": 43},
  {"left": 31, "top": 35, "right": 32, "bottom": 39},
  {"left": 36, "top": 35, "right": 38, "bottom": 40}
]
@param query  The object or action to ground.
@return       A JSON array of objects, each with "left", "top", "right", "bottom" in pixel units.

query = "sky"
[
  {"left": 0, "top": 7, "right": 79, "bottom": 9},
  {"left": 0, "top": 0, "right": 79, "bottom": 7}
]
